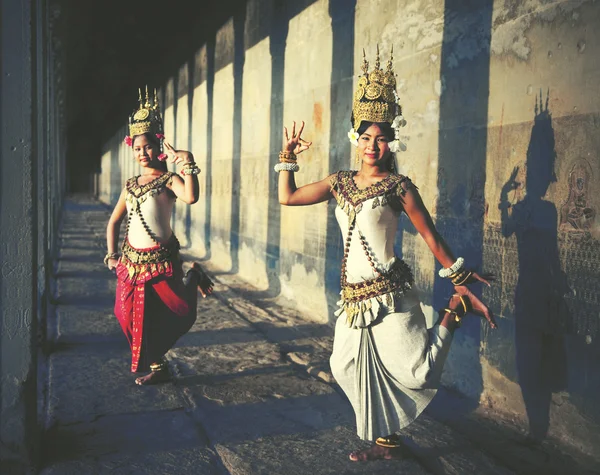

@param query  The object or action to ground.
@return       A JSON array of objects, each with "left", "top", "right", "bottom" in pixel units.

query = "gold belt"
[
  {"left": 341, "top": 259, "right": 413, "bottom": 303},
  {"left": 121, "top": 236, "right": 179, "bottom": 265}
]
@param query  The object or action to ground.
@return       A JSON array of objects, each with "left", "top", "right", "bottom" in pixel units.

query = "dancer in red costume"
[{"left": 105, "top": 87, "right": 213, "bottom": 385}]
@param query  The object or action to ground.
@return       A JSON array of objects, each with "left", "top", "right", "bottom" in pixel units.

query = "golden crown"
[
  {"left": 128, "top": 86, "right": 163, "bottom": 138},
  {"left": 352, "top": 46, "right": 401, "bottom": 128}
]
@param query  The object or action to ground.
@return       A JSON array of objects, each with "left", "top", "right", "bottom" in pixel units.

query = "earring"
[
  {"left": 388, "top": 156, "right": 396, "bottom": 172},
  {"left": 355, "top": 149, "right": 361, "bottom": 165}
]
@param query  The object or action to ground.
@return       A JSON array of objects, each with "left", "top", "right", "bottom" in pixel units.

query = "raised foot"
[
  {"left": 348, "top": 444, "right": 407, "bottom": 462},
  {"left": 135, "top": 365, "right": 171, "bottom": 386},
  {"left": 188, "top": 262, "right": 214, "bottom": 298}
]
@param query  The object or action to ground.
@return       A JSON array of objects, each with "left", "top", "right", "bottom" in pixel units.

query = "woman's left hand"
[
  {"left": 454, "top": 284, "right": 498, "bottom": 329},
  {"left": 467, "top": 271, "right": 496, "bottom": 287},
  {"left": 164, "top": 140, "right": 194, "bottom": 165}
]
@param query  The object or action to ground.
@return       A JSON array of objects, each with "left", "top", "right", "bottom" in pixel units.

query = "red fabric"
[{"left": 114, "top": 242, "right": 194, "bottom": 372}]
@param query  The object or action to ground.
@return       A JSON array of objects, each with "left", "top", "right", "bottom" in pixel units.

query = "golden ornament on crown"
[
  {"left": 128, "top": 86, "right": 164, "bottom": 138},
  {"left": 351, "top": 45, "right": 402, "bottom": 129}
]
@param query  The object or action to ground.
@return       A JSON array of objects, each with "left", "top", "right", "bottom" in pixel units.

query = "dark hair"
[
  {"left": 132, "top": 133, "right": 167, "bottom": 171},
  {"left": 356, "top": 121, "right": 394, "bottom": 141},
  {"left": 132, "top": 132, "right": 160, "bottom": 148}
]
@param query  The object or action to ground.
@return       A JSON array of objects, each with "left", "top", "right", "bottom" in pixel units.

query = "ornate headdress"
[
  {"left": 124, "top": 87, "right": 165, "bottom": 154},
  {"left": 348, "top": 46, "right": 405, "bottom": 152},
  {"left": 129, "top": 86, "right": 163, "bottom": 137}
]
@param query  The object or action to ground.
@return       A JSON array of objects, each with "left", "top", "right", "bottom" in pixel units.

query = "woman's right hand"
[
  {"left": 283, "top": 121, "right": 312, "bottom": 155},
  {"left": 107, "top": 258, "right": 119, "bottom": 272}
]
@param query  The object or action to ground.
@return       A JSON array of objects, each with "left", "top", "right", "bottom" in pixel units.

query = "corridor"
[{"left": 2, "top": 0, "right": 600, "bottom": 472}]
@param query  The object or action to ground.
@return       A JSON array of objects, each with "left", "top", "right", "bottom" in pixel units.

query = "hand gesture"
[
  {"left": 164, "top": 140, "right": 194, "bottom": 165},
  {"left": 462, "top": 271, "right": 496, "bottom": 286},
  {"left": 454, "top": 285, "right": 498, "bottom": 329},
  {"left": 283, "top": 121, "right": 312, "bottom": 155},
  {"left": 501, "top": 166, "right": 520, "bottom": 198}
]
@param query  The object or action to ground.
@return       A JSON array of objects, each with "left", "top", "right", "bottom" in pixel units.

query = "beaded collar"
[
  {"left": 332, "top": 170, "right": 410, "bottom": 225},
  {"left": 126, "top": 172, "right": 174, "bottom": 199},
  {"left": 335, "top": 171, "right": 406, "bottom": 207}
]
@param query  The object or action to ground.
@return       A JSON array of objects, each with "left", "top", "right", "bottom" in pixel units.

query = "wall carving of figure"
[{"left": 560, "top": 159, "right": 596, "bottom": 232}]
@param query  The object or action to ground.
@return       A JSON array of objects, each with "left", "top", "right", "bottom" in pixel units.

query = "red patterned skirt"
[{"left": 114, "top": 237, "right": 196, "bottom": 372}]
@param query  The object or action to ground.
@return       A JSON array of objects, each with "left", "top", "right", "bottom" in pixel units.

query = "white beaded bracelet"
[
  {"left": 274, "top": 162, "right": 300, "bottom": 172},
  {"left": 438, "top": 257, "right": 465, "bottom": 278},
  {"left": 181, "top": 166, "right": 201, "bottom": 176}
]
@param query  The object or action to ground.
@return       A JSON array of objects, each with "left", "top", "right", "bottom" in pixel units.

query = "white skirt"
[{"left": 330, "top": 295, "right": 452, "bottom": 441}]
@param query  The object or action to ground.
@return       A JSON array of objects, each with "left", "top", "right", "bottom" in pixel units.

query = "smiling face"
[
  {"left": 357, "top": 123, "right": 392, "bottom": 167},
  {"left": 132, "top": 134, "right": 159, "bottom": 167}
]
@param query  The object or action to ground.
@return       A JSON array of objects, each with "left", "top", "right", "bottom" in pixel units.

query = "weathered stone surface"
[
  {"left": 46, "top": 348, "right": 186, "bottom": 426},
  {"left": 399, "top": 414, "right": 515, "bottom": 475},
  {"left": 215, "top": 429, "right": 430, "bottom": 475},
  {"left": 56, "top": 306, "right": 123, "bottom": 343}
]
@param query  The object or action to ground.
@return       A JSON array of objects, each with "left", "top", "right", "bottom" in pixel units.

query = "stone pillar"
[{"left": 0, "top": 0, "right": 38, "bottom": 471}]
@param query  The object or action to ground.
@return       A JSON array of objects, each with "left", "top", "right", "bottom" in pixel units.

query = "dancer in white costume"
[{"left": 276, "top": 49, "right": 497, "bottom": 461}]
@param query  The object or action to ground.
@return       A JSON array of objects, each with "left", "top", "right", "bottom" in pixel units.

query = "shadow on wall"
[
  {"left": 262, "top": 2, "right": 289, "bottom": 298},
  {"left": 500, "top": 90, "right": 570, "bottom": 442},
  {"left": 229, "top": 9, "right": 247, "bottom": 275},
  {"left": 202, "top": 38, "right": 216, "bottom": 262},
  {"left": 324, "top": 0, "right": 357, "bottom": 321},
  {"left": 430, "top": 0, "right": 493, "bottom": 405}
]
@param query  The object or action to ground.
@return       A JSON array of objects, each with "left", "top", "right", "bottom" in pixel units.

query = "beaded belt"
[
  {"left": 341, "top": 258, "right": 414, "bottom": 303},
  {"left": 121, "top": 236, "right": 179, "bottom": 266},
  {"left": 117, "top": 235, "right": 180, "bottom": 285}
]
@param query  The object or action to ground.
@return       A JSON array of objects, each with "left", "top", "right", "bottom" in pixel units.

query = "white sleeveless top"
[
  {"left": 332, "top": 171, "right": 419, "bottom": 328},
  {"left": 124, "top": 173, "right": 176, "bottom": 249}
]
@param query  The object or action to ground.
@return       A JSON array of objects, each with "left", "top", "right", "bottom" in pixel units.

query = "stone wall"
[
  {"left": 97, "top": 0, "right": 600, "bottom": 456},
  {"left": 0, "top": 0, "right": 66, "bottom": 471}
]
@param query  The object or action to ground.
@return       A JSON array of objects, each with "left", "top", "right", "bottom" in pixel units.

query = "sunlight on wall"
[
  {"left": 238, "top": 37, "right": 271, "bottom": 289},
  {"left": 210, "top": 20, "right": 235, "bottom": 271},
  {"left": 99, "top": 149, "right": 112, "bottom": 204}
]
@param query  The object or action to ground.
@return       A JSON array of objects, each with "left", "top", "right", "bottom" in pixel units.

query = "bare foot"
[
  {"left": 189, "top": 263, "right": 214, "bottom": 298},
  {"left": 135, "top": 369, "right": 170, "bottom": 386},
  {"left": 348, "top": 444, "right": 406, "bottom": 462}
]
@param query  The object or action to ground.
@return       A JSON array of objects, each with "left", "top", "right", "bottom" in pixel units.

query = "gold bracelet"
[
  {"left": 453, "top": 271, "right": 472, "bottom": 286},
  {"left": 458, "top": 295, "right": 469, "bottom": 314},
  {"left": 443, "top": 308, "right": 463, "bottom": 327},
  {"left": 449, "top": 268, "right": 466, "bottom": 281},
  {"left": 279, "top": 150, "right": 297, "bottom": 161},
  {"left": 104, "top": 252, "right": 119, "bottom": 266}
]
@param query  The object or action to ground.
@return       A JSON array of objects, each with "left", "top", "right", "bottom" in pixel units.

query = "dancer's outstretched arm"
[
  {"left": 400, "top": 180, "right": 497, "bottom": 328},
  {"left": 278, "top": 120, "right": 335, "bottom": 206}
]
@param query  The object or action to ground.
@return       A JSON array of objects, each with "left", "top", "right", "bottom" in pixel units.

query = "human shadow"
[
  {"left": 324, "top": 0, "right": 357, "bottom": 322},
  {"left": 500, "top": 90, "right": 570, "bottom": 442}
]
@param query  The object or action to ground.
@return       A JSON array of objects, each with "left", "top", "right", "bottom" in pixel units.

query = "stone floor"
[{"left": 39, "top": 196, "right": 600, "bottom": 475}]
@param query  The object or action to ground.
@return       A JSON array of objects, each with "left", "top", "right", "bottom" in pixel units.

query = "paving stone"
[
  {"left": 398, "top": 414, "right": 515, "bottom": 475},
  {"left": 46, "top": 347, "right": 186, "bottom": 426},
  {"left": 215, "top": 428, "right": 430, "bottom": 475},
  {"left": 56, "top": 305, "right": 123, "bottom": 343}
]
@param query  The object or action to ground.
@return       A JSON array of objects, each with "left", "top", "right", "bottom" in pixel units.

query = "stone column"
[{"left": 0, "top": 0, "right": 38, "bottom": 471}]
